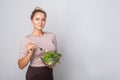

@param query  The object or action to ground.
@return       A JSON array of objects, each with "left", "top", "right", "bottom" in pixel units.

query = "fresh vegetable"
[{"left": 40, "top": 50, "right": 62, "bottom": 68}]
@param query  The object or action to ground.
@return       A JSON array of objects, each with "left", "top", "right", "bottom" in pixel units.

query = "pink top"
[{"left": 19, "top": 32, "right": 57, "bottom": 67}]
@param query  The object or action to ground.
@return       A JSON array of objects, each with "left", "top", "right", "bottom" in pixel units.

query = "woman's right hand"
[
  {"left": 18, "top": 42, "right": 36, "bottom": 69},
  {"left": 27, "top": 42, "right": 36, "bottom": 54}
]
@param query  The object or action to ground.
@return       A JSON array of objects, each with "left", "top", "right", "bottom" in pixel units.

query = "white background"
[{"left": 0, "top": 0, "right": 120, "bottom": 80}]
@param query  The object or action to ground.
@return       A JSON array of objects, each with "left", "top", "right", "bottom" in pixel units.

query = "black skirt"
[{"left": 26, "top": 66, "right": 53, "bottom": 80}]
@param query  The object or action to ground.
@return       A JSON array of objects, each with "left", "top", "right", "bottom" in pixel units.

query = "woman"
[{"left": 18, "top": 7, "right": 57, "bottom": 80}]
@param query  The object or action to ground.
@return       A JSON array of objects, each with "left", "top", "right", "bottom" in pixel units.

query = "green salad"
[{"left": 40, "top": 50, "right": 62, "bottom": 68}]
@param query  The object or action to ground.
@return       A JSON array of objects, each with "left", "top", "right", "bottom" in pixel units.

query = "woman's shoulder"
[
  {"left": 45, "top": 31, "right": 54, "bottom": 34},
  {"left": 25, "top": 34, "right": 32, "bottom": 38},
  {"left": 44, "top": 31, "right": 55, "bottom": 36},
  {"left": 21, "top": 34, "right": 32, "bottom": 41},
  {"left": 44, "top": 31, "right": 56, "bottom": 40}
]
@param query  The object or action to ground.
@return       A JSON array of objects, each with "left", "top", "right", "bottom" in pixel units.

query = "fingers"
[
  {"left": 27, "top": 41, "right": 34, "bottom": 45},
  {"left": 27, "top": 41, "right": 36, "bottom": 48},
  {"left": 27, "top": 41, "right": 36, "bottom": 53}
]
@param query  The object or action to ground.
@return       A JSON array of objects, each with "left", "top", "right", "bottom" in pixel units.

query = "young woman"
[{"left": 18, "top": 7, "right": 57, "bottom": 80}]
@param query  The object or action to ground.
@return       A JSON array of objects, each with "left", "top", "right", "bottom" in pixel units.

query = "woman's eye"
[
  {"left": 42, "top": 19, "right": 46, "bottom": 21},
  {"left": 35, "top": 18, "right": 40, "bottom": 21}
]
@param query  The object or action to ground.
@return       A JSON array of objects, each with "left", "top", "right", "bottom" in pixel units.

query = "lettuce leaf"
[{"left": 40, "top": 50, "right": 62, "bottom": 68}]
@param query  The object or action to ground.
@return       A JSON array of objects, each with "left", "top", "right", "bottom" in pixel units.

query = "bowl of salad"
[{"left": 40, "top": 50, "right": 62, "bottom": 68}]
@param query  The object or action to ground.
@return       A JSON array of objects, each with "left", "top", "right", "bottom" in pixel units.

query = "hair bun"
[
  {"left": 31, "top": 6, "right": 47, "bottom": 20},
  {"left": 35, "top": 6, "right": 43, "bottom": 11}
]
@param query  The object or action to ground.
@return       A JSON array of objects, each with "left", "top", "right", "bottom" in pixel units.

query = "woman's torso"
[{"left": 20, "top": 32, "right": 57, "bottom": 67}]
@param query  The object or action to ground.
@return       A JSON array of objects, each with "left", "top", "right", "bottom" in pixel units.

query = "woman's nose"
[{"left": 38, "top": 20, "right": 42, "bottom": 24}]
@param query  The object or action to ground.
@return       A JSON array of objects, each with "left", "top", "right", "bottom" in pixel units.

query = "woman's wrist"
[{"left": 27, "top": 51, "right": 33, "bottom": 57}]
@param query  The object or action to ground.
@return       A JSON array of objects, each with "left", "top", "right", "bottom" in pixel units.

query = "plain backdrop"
[{"left": 0, "top": 0, "right": 120, "bottom": 80}]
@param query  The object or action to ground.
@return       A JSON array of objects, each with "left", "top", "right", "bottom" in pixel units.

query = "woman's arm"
[
  {"left": 18, "top": 42, "right": 36, "bottom": 69},
  {"left": 18, "top": 52, "right": 32, "bottom": 69}
]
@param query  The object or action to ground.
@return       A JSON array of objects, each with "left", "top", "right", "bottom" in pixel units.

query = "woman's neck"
[{"left": 32, "top": 29, "right": 44, "bottom": 37}]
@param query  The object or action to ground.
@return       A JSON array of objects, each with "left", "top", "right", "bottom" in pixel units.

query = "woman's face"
[{"left": 31, "top": 12, "right": 46, "bottom": 30}]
